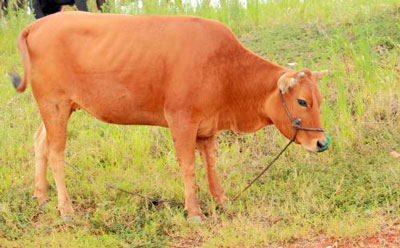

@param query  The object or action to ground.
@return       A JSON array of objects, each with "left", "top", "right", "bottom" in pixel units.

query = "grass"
[{"left": 1, "top": 0, "right": 400, "bottom": 247}]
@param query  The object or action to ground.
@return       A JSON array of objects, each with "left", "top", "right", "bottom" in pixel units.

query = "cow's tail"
[{"left": 11, "top": 26, "right": 31, "bottom": 93}]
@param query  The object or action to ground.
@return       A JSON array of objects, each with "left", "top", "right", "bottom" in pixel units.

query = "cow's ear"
[
  {"left": 313, "top": 69, "right": 329, "bottom": 82},
  {"left": 278, "top": 73, "right": 297, "bottom": 94}
]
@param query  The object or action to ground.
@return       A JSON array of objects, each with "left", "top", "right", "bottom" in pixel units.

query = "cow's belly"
[
  {"left": 76, "top": 101, "right": 168, "bottom": 127},
  {"left": 70, "top": 82, "right": 168, "bottom": 127},
  {"left": 86, "top": 105, "right": 168, "bottom": 127}
]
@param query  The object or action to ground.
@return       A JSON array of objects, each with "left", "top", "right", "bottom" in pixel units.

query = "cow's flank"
[{"left": 12, "top": 12, "right": 328, "bottom": 222}]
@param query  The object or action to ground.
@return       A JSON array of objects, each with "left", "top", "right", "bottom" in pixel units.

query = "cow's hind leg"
[
  {"left": 33, "top": 122, "right": 49, "bottom": 206},
  {"left": 39, "top": 100, "right": 74, "bottom": 218},
  {"left": 196, "top": 136, "right": 228, "bottom": 205}
]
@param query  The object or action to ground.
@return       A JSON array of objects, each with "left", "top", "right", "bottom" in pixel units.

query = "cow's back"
[{"left": 28, "top": 12, "right": 241, "bottom": 76}]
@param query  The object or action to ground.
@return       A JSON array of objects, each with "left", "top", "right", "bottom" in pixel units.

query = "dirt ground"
[{"left": 285, "top": 228, "right": 400, "bottom": 248}]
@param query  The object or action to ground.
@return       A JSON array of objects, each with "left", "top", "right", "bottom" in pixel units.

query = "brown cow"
[{"left": 12, "top": 11, "right": 329, "bottom": 222}]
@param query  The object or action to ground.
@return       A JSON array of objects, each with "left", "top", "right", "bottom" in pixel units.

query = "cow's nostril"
[{"left": 317, "top": 140, "right": 328, "bottom": 151}]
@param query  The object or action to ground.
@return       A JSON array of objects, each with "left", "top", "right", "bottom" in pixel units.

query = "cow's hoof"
[
  {"left": 216, "top": 194, "right": 229, "bottom": 205},
  {"left": 53, "top": 215, "right": 74, "bottom": 227},
  {"left": 38, "top": 201, "right": 48, "bottom": 212},
  {"left": 188, "top": 215, "right": 203, "bottom": 225},
  {"left": 32, "top": 201, "right": 49, "bottom": 221},
  {"left": 216, "top": 201, "right": 230, "bottom": 212},
  {"left": 61, "top": 215, "right": 74, "bottom": 225},
  {"left": 33, "top": 194, "right": 49, "bottom": 207}
]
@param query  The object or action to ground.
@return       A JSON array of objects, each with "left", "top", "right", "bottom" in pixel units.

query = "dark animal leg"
[
  {"left": 74, "top": 0, "right": 87, "bottom": 11},
  {"left": 95, "top": 0, "right": 105, "bottom": 11},
  {"left": 32, "top": 0, "right": 45, "bottom": 18}
]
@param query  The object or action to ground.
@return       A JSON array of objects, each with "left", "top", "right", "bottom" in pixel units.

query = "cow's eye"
[{"left": 297, "top": 99, "right": 307, "bottom": 107}]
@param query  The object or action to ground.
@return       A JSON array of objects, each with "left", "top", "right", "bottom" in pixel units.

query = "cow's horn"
[{"left": 298, "top": 72, "right": 305, "bottom": 79}]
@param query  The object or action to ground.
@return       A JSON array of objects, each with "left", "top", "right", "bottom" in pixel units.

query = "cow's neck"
[{"left": 219, "top": 51, "right": 284, "bottom": 133}]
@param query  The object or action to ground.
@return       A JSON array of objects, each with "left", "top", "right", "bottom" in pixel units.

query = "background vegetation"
[{"left": 1, "top": 0, "right": 399, "bottom": 247}]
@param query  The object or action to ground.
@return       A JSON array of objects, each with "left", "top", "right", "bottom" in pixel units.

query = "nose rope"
[{"left": 231, "top": 90, "right": 327, "bottom": 202}]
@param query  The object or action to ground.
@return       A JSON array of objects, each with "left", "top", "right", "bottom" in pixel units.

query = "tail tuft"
[
  {"left": 12, "top": 26, "right": 31, "bottom": 93},
  {"left": 10, "top": 72, "right": 22, "bottom": 90}
]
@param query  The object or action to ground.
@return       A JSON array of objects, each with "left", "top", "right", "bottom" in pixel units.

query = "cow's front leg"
[
  {"left": 196, "top": 136, "right": 228, "bottom": 205},
  {"left": 166, "top": 115, "right": 202, "bottom": 221}
]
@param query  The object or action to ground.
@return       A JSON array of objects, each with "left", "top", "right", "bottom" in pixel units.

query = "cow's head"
[{"left": 266, "top": 68, "right": 329, "bottom": 152}]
